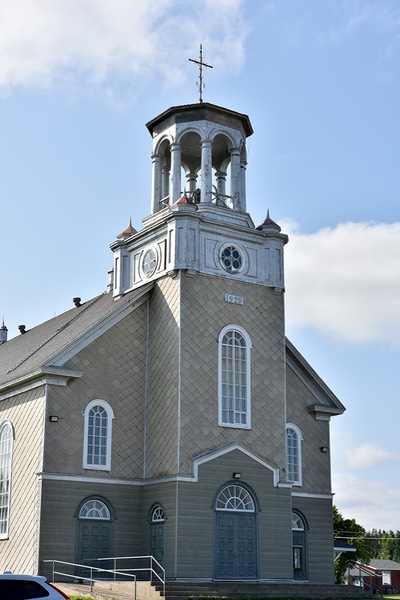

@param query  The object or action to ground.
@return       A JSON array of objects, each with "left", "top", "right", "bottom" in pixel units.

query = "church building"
[{"left": 0, "top": 99, "right": 345, "bottom": 584}]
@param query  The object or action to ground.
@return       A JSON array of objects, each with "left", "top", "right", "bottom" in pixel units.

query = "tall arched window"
[
  {"left": 286, "top": 424, "right": 303, "bottom": 485},
  {"left": 218, "top": 325, "right": 252, "bottom": 428},
  {"left": 83, "top": 400, "right": 114, "bottom": 470},
  {"left": 0, "top": 421, "right": 14, "bottom": 539}
]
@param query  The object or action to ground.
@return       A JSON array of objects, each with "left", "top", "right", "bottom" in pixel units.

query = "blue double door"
[{"left": 215, "top": 512, "right": 257, "bottom": 580}]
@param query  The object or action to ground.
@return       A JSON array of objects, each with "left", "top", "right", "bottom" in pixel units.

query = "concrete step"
[
  {"left": 58, "top": 579, "right": 161, "bottom": 600},
  {"left": 154, "top": 581, "right": 373, "bottom": 599}
]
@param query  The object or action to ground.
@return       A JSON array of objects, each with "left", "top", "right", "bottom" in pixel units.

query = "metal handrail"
[
  {"left": 42, "top": 559, "right": 137, "bottom": 598},
  {"left": 88, "top": 555, "right": 165, "bottom": 597}
]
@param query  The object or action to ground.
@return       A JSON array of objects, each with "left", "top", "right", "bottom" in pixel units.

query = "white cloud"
[
  {"left": 332, "top": 432, "right": 399, "bottom": 470},
  {"left": 346, "top": 442, "right": 398, "bottom": 469},
  {"left": 333, "top": 472, "right": 400, "bottom": 531},
  {"left": 285, "top": 221, "right": 400, "bottom": 346},
  {"left": 0, "top": 0, "right": 248, "bottom": 91}
]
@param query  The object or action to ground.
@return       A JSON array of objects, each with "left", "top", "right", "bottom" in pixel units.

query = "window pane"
[
  {"left": 85, "top": 402, "right": 112, "bottom": 469},
  {"left": 286, "top": 427, "right": 300, "bottom": 482},
  {"left": 220, "top": 330, "right": 248, "bottom": 426},
  {"left": 0, "top": 423, "right": 13, "bottom": 537}
]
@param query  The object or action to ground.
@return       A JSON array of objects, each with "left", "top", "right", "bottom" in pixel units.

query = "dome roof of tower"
[
  {"left": 256, "top": 210, "right": 281, "bottom": 232},
  {"left": 171, "top": 195, "right": 198, "bottom": 211},
  {"left": 117, "top": 218, "right": 137, "bottom": 240},
  {"left": 146, "top": 102, "right": 253, "bottom": 138}
]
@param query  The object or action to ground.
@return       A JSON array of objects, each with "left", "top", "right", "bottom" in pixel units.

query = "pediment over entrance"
[{"left": 190, "top": 442, "right": 281, "bottom": 486}]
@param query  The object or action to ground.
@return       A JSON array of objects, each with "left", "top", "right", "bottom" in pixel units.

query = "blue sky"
[{"left": 0, "top": 0, "right": 399, "bottom": 531}]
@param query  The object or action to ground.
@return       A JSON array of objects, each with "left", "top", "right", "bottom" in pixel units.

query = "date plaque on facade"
[{"left": 224, "top": 294, "right": 244, "bottom": 305}]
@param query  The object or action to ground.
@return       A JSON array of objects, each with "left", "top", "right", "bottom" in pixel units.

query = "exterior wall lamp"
[
  {"left": 49, "top": 415, "right": 59, "bottom": 423},
  {"left": 320, "top": 446, "right": 329, "bottom": 453}
]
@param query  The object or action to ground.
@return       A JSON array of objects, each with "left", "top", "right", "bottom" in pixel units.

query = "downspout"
[
  {"left": 36, "top": 384, "right": 48, "bottom": 574},
  {"left": 174, "top": 271, "right": 182, "bottom": 578},
  {"left": 143, "top": 298, "right": 151, "bottom": 479}
]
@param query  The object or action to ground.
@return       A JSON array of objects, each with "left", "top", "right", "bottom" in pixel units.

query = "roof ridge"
[{"left": 6, "top": 294, "right": 105, "bottom": 375}]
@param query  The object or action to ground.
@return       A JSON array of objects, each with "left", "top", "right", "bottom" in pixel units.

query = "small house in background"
[{"left": 350, "top": 560, "right": 400, "bottom": 594}]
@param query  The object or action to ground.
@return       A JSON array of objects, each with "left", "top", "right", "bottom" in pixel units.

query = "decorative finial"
[
  {"left": 256, "top": 210, "right": 282, "bottom": 233},
  {"left": 117, "top": 218, "right": 137, "bottom": 240},
  {"left": 189, "top": 44, "right": 213, "bottom": 103}
]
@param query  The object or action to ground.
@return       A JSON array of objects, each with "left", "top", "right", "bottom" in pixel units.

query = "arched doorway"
[
  {"left": 77, "top": 499, "right": 113, "bottom": 572},
  {"left": 149, "top": 505, "right": 165, "bottom": 566},
  {"left": 292, "top": 512, "right": 307, "bottom": 580},
  {"left": 214, "top": 483, "right": 257, "bottom": 580}
]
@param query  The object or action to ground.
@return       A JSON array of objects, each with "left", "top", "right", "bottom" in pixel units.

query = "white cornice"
[
  {"left": 0, "top": 367, "right": 83, "bottom": 400},
  {"left": 292, "top": 491, "right": 334, "bottom": 499}
]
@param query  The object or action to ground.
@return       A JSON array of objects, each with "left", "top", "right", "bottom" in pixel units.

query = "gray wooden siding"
[
  {"left": 39, "top": 479, "right": 144, "bottom": 578},
  {"left": 175, "top": 450, "right": 292, "bottom": 580},
  {"left": 292, "top": 495, "right": 335, "bottom": 583},
  {"left": 179, "top": 273, "right": 287, "bottom": 475},
  {"left": 146, "top": 277, "right": 180, "bottom": 478},
  {"left": 0, "top": 386, "right": 46, "bottom": 574},
  {"left": 142, "top": 482, "right": 178, "bottom": 577},
  {"left": 286, "top": 365, "right": 332, "bottom": 493},
  {"left": 44, "top": 305, "right": 148, "bottom": 479}
]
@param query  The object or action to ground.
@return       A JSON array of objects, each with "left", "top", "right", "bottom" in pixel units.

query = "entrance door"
[
  {"left": 150, "top": 505, "right": 165, "bottom": 566},
  {"left": 77, "top": 499, "right": 113, "bottom": 575},
  {"left": 79, "top": 521, "right": 112, "bottom": 565},
  {"left": 215, "top": 484, "right": 257, "bottom": 580},
  {"left": 292, "top": 512, "right": 307, "bottom": 580}
]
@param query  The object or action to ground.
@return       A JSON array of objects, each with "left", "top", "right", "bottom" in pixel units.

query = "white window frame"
[
  {"left": 218, "top": 324, "right": 252, "bottom": 429},
  {"left": 0, "top": 421, "right": 14, "bottom": 539},
  {"left": 83, "top": 400, "right": 114, "bottom": 471},
  {"left": 151, "top": 505, "right": 165, "bottom": 523},
  {"left": 286, "top": 423, "right": 303, "bottom": 486},
  {"left": 79, "top": 499, "right": 111, "bottom": 520},
  {"left": 216, "top": 484, "right": 255, "bottom": 512}
]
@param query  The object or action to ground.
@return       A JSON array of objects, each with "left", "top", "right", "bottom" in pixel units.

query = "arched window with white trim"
[
  {"left": 0, "top": 421, "right": 13, "bottom": 539},
  {"left": 216, "top": 484, "right": 255, "bottom": 512},
  {"left": 83, "top": 400, "right": 114, "bottom": 470},
  {"left": 218, "top": 325, "right": 252, "bottom": 428},
  {"left": 151, "top": 505, "right": 165, "bottom": 522},
  {"left": 79, "top": 499, "right": 111, "bottom": 520},
  {"left": 286, "top": 423, "right": 303, "bottom": 485}
]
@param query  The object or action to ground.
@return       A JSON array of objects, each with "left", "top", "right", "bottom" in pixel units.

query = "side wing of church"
[{"left": 0, "top": 101, "right": 345, "bottom": 583}]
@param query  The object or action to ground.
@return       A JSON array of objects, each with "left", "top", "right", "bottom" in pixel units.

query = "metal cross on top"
[{"left": 189, "top": 44, "right": 213, "bottom": 103}]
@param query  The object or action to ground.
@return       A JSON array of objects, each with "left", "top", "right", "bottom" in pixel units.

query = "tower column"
[
  {"left": 161, "top": 164, "right": 170, "bottom": 204},
  {"left": 170, "top": 142, "right": 182, "bottom": 204},
  {"left": 216, "top": 170, "right": 227, "bottom": 205},
  {"left": 186, "top": 171, "right": 198, "bottom": 193},
  {"left": 151, "top": 153, "right": 162, "bottom": 213},
  {"left": 230, "top": 147, "right": 241, "bottom": 211},
  {"left": 200, "top": 139, "right": 213, "bottom": 203},
  {"left": 240, "top": 159, "right": 247, "bottom": 212}
]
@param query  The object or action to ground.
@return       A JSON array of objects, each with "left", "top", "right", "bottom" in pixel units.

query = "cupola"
[{"left": 146, "top": 102, "right": 253, "bottom": 214}]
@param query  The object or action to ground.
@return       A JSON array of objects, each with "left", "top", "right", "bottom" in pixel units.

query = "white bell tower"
[
  {"left": 146, "top": 102, "right": 252, "bottom": 214},
  {"left": 110, "top": 101, "right": 288, "bottom": 297}
]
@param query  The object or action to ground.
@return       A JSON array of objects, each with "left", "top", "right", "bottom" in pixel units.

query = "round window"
[
  {"left": 220, "top": 245, "right": 243, "bottom": 273},
  {"left": 142, "top": 248, "right": 158, "bottom": 277}
]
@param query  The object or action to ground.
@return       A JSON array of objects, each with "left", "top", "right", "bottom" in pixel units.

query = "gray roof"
[
  {"left": 0, "top": 284, "right": 153, "bottom": 391},
  {"left": 286, "top": 337, "right": 345, "bottom": 417},
  {"left": 370, "top": 559, "right": 400, "bottom": 571}
]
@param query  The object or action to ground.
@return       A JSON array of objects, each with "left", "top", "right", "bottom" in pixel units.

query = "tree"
[{"left": 333, "top": 505, "right": 372, "bottom": 584}]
